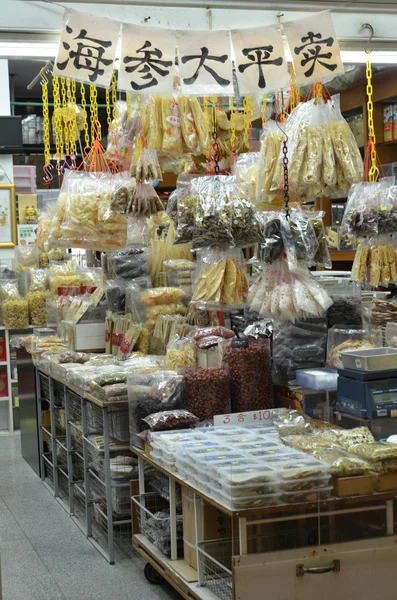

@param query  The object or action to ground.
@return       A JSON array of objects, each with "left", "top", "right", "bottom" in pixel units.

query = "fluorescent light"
[
  {"left": 0, "top": 42, "right": 58, "bottom": 58},
  {"left": 341, "top": 50, "right": 397, "bottom": 64}
]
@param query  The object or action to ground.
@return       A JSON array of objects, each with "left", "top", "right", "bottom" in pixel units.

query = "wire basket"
[
  {"left": 132, "top": 492, "right": 183, "bottom": 558},
  {"left": 72, "top": 483, "right": 86, "bottom": 523},
  {"left": 87, "top": 402, "right": 103, "bottom": 434},
  {"left": 197, "top": 539, "right": 233, "bottom": 600},
  {"left": 68, "top": 390, "right": 83, "bottom": 421},
  {"left": 71, "top": 452, "right": 84, "bottom": 484},
  {"left": 55, "top": 440, "right": 68, "bottom": 470},
  {"left": 53, "top": 380, "right": 65, "bottom": 408},
  {"left": 89, "top": 471, "right": 131, "bottom": 516},
  {"left": 54, "top": 408, "right": 66, "bottom": 433},
  {"left": 58, "top": 467, "right": 69, "bottom": 500},
  {"left": 70, "top": 421, "right": 83, "bottom": 455},
  {"left": 108, "top": 409, "right": 129, "bottom": 443},
  {"left": 39, "top": 372, "right": 50, "bottom": 402},
  {"left": 43, "top": 452, "right": 54, "bottom": 489},
  {"left": 93, "top": 503, "right": 132, "bottom": 551}
]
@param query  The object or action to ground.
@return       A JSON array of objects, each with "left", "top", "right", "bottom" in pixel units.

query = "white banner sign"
[
  {"left": 54, "top": 9, "right": 120, "bottom": 87},
  {"left": 119, "top": 24, "right": 176, "bottom": 94},
  {"left": 178, "top": 29, "right": 233, "bottom": 96},
  {"left": 214, "top": 409, "right": 274, "bottom": 427},
  {"left": 232, "top": 25, "right": 290, "bottom": 94},
  {"left": 283, "top": 11, "right": 344, "bottom": 86}
]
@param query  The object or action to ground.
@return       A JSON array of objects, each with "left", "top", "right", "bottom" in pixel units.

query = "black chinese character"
[
  {"left": 56, "top": 25, "right": 113, "bottom": 83},
  {"left": 238, "top": 45, "right": 283, "bottom": 89},
  {"left": 181, "top": 47, "right": 230, "bottom": 87},
  {"left": 294, "top": 32, "right": 337, "bottom": 79},
  {"left": 123, "top": 41, "right": 173, "bottom": 91}
]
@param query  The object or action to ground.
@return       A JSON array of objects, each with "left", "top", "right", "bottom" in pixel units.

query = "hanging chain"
[
  {"left": 52, "top": 76, "right": 64, "bottom": 160},
  {"left": 105, "top": 87, "right": 112, "bottom": 128},
  {"left": 366, "top": 51, "right": 379, "bottom": 183},
  {"left": 41, "top": 78, "right": 51, "bottom": 167},
  {"left": 60, "top": 77, "right": 70, "bottom": 156},
  {"left": 212, "top": 130, "right": 220, "bottom": 174},
  {"left": 282, "top": 139, "right": 290, "bottom": 219},
  {"left": 229, "top": 96, "right": 236, "bottom": 151},
  {"left": 111, "top": 72, "right": 117, "bottom": 120},
  {"left": 243, "top": 95, "right": 251, "bottom": 145},
  {"left": 126, "top": 91, "right": 132, "bottom": 121},
  {"left": 80, "top": 82, "right": 90, "bottom": 148},
  {"left": 69, "top": 79, "right": 77, "bottom": 155},
  {"left": 89, "top": 83, "right": 100, "bottom": 143},
  {"left": 66, "top": 77, "right": 75, "bottom": 156}
]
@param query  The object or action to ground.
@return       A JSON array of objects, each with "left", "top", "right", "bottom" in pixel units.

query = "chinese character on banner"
[
  {"left": 231, "top": 25, "right": 290, "bottom": 94},
  {"left": 178, "top": 30, "right": 233, "bottom": 96},
  {"left": 54, "top": 9, "right": 120, "bottom": 87},
  {"left": 283, "top": 11, "right": 344, "bottom": 86},
  {"left": 119, "top": 24, "right": 176, "bottom": 94}
]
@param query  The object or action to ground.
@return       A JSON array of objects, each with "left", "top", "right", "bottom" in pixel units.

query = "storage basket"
[
  {"left": 197, "top": 539, "right": 233, "bottom": 600},
  {"left": 132, "top": 492, "right": 183, "bottom": 557}
]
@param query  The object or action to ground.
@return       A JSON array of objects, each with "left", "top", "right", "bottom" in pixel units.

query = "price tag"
[{"left": 214, "top": 409, "right": 273, "bottom": 427}]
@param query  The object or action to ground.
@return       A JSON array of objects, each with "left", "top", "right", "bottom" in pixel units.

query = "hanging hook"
[
  {"left": 360, "top": 23, "right": 374, "bottom": 53},
  {"left": 43, "top": 163, "right": 53, "bottom": 184}
]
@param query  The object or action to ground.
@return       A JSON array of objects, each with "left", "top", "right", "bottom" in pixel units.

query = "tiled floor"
[{"left": 0, "top": 433, "right": 181, "bottom": 600}]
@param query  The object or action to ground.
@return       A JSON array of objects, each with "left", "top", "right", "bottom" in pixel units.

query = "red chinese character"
[
  {"left": 223, "top": 415, "right": 231, "bottom": 424},
  {"left": 237, "top": 413, "right": 246, "bottom": 423}
]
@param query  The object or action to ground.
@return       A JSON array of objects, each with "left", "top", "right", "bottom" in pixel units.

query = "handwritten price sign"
[{"left": 214, "top": 410, "right": 274, "bottom": 427}]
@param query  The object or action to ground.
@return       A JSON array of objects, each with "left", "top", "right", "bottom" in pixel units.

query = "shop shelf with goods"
[
  {"left": 35, "top": 366, "right": 135, "bottom": 564},
  {"left": 130, "top": 438, "right": 397, "bottom": 600},
  {"left": 0, "top": 327, "right": 17, "bottom": 433}
]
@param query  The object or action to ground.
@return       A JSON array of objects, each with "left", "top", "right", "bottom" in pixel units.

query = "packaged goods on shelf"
[
  {"left": 370, "top": 299, "right": 397, "bottom": 343},
  {"left": 248, "top": 257, "right": 332, "bottom": 321},
  {"left": 233, "top": 151, "right": 260, "bottom": 206},
  {"left": 150, "top": 315, "right": 193, "bottom": 355},
  {"left": 149, "top": 220, "right": 192, "bottom": 287},
  {"left": 50, "top": 170, "right": 128, "bottom": 251},
  {"left": 327, "top": 327, "right": 382, "bottom": 369},
  {"left": 281, "top": 97, "right": 363, "bottom": 200},
  {"left": 352, "top": 237, "right": 397, "bottom": 287},
  {"left": 192, "top": 247, "right": 248, "bottom": 310},
  {"left": 128, "top": 370, "right": 184, "bottom": 448},
  {"left": 223, "top": 337, "right": 273, "bottom": 412},
  {"left": 15, "top": 245, "right": 40, "bottom": 273},
  {"left": 342, "top": 179, "right": 395, "bottom": 237},
  {"left": 164, "top": 259, "right": 195, "bottom": 297},
  {"left": 165, "top": 336, "right": 196, "bottom": 369},
  {"left": 107, "top": 248, "right": 150, "bottom": 280},
  {"left": 182, "top": 367, "right": 231, "bottom": 421},
  {"left": 143, "top": 410, "right": 199, "bottom": 432},
  {"left": 312, "top": 448, "right": 371, "bottom": 477}
]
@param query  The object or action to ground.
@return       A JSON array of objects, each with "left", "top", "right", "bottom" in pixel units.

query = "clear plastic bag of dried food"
[
  {"left": 174, "top": 174, "right": 205, "bottom": 245},
  {"left": 256, "top": 121, "right": 283, "bottom": 198},
  {"left": 327, "top": 326, "right": 382, "bottom": 369},
  {"left": 182, "top": 367, "right": 230, "bottom": 421},
  {"left": 230, "top": 185, "right": 263, "bottom": 248},
  {"left": 374, "top": 185, "right": 397, "bottom": 235},
  {"left": 15, "top": 245, "right": 40, "bottom": 273},
  {"left": 143, "top": 409, "right": 199, "bottom": 431},
  {"left": 305, "top": 211, "right": 332, "bottom": 269},
  {"left": 192, "top": 247, "right": 248, "bottom": 310},
  {"left": 281, "top": 211, "right": 319, "bottom": 271},
  {"left": 107, "top": 247, "right": 149, "bottom": 280},
  {"left": 191, "top": 176, "right": 234, "bottom": 250},
  {"left": 110, "top": 172, "right": 136, "bottom": 212},
  {"left": 272, "top": 318, "right": 327, "bottom": 384},
  {"left": 166, "top": 189, "right": 179, "bottom": 225},
  {"left": 107, "top": 101, "right": 136, "bottom": 160},
  {"left": 272, "top": 408, "right": 313, "bottom": 436},
  {"left": 312, "top": 448, "right": 371, "bottom": 477},
  {"left": 254, "top": 212, "right": 284, "bottom": 264},
  {"left": 127, "top": 370, "right": 184, "bottom": 448},
  {"left": 350, "top": 441, "right": 397, "bottom": 462},
  {"left": 106, "top": 280, "right": 126, "bottom": 314},
  {"left": 192, "top": 326, "right": 234, "bottom": 342},
  {"left": 222, "top": 337, "right": 273, "bottom": 412},
  {"left": 328, "top": 95, "right": 364, "bottom": 186},
  {"left": 165, "top": 336, "right": 196, "bottom": 369},
  {"left": 135, "top": 147, "right": 162, "bottom": 182},
  {"left": 341, "top": 180, "right": 392, "bottom": 238},
  {"left": 130, "top": 182, "right": 164, "bottom": 216},
  {"left": 233, "top": 152, "right": 259, "bottom": 205}
]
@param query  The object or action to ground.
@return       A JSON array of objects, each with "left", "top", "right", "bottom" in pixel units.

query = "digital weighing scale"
[{"left": 337, "top": 367, "right": 397, "bottom": 419}]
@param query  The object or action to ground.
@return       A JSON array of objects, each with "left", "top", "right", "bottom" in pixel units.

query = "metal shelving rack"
[
  {"left": 0, "top": 328, "right": 16, "bottom": 433},
  {"left": 36, "top": 368, "right": 133, "bottom": 564}
]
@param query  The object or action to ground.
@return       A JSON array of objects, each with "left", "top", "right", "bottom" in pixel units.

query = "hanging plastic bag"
[{"left": 191, "top": 176, "right": 234, "bottom": 249}]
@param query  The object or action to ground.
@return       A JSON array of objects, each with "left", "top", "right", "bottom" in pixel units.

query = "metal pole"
[
  {"left": 103, "top": 406, "right": 115, "bottom": 564},
  {"left": 36, "top": 369, "right": 45, "bottom": 481},
  {"left": 82, "top": 397, "right": 91, "bottom": 537},
  {"left": 65, "top": 386, "right": 73, "bottom": 515},
  {"left": 194, "top": 494, "right": 204, "bottom": 586},
  {"left": 49, "top": 377, "right": 58, "bottom": 497},
  {"left": 169, "top": 478, "right": 178, "bottom": 560}
]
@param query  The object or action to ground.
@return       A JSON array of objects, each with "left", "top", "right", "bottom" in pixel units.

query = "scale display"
[{"left": 337, "top": 372, "right": 397, "bottom": 419}]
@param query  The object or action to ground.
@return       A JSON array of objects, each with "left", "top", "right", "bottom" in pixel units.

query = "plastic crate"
[{"left": 13, "top": 165, "right": 36, "bottom": 193}]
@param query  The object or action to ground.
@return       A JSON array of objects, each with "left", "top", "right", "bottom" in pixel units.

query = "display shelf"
[
  {"left": 36, "top": 367, "right": 134, "bottom": 564},
  {"left": 330, "top": 251, "right": 356, "bottom": 262}
]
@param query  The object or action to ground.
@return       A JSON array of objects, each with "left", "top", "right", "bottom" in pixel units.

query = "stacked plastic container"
[{"left": 151, "top": 426, "right": 331, "bottom": 509}]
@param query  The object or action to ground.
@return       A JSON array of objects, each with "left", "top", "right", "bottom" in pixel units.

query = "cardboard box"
[
  {"left": 384, "top": 105, "right": 393, "bottom": 142},
  {"left": 332, "top": 474, "right": 374, "bottom": 497},
  {"left": 182, "top": 488, "right": 231, "bottom": 570},
  {"left": 374, "top": 471, "right": 397, "bottom": 492}
]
